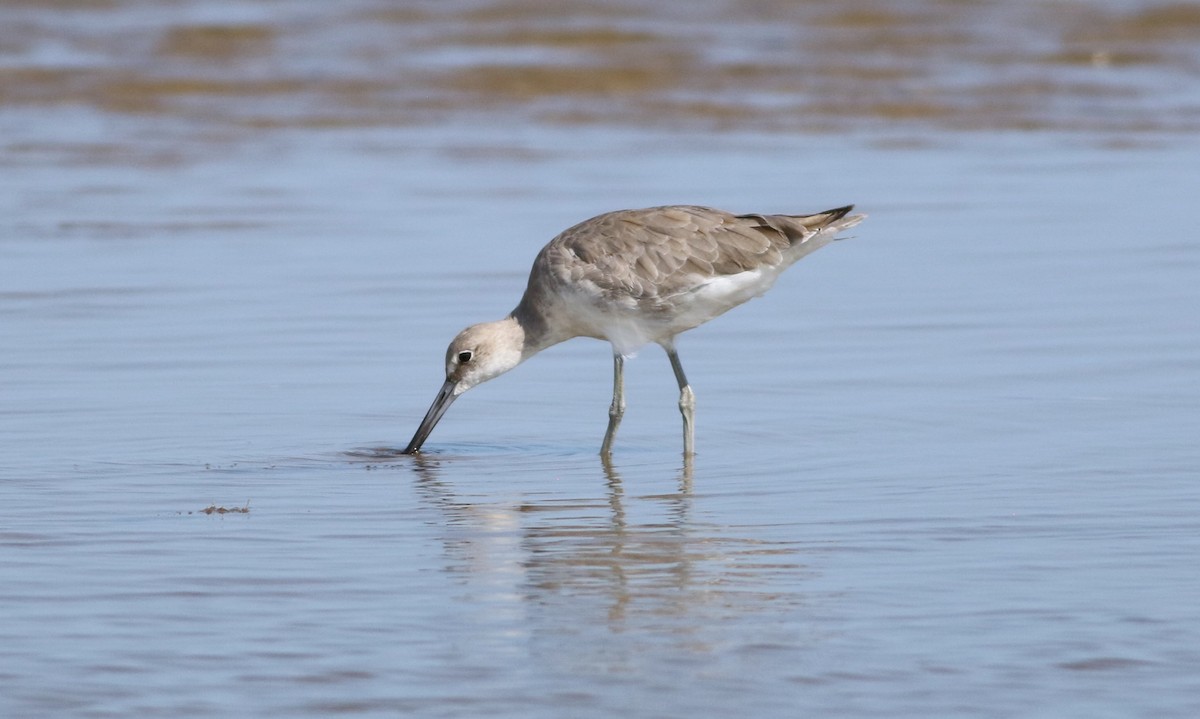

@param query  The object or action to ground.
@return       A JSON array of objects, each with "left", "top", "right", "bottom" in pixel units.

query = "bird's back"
[{"left": 515, "top": 205, "right": 862, "bottom": 352}]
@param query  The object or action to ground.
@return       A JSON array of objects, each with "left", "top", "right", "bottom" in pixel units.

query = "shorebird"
[{"left": 402, "top": 204, "right": 864, "bottom": 456}]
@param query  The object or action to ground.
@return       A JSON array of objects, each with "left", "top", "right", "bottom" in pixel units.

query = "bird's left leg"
[
  {"left": 600, "top": 352, "right": 625, "bottom": 456},
  {"left": 664, "top": 342, "right": 696, "bottom": 457}
]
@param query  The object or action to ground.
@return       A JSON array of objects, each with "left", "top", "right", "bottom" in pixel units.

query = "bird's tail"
[
  {"left": 783, "top": 205, "right": 865, "bottom": 238},
  {"left": 739, "top": 205, "right": 865, "bottom": 252}
]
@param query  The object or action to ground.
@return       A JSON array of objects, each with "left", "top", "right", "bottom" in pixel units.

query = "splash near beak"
[{"left": 402, "top": 379, "right": 458, "bottom": 454}]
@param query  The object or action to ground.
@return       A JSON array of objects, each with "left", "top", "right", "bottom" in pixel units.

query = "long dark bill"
[{"left": 401, "top": 379, "right": 458, "bottom": 454}]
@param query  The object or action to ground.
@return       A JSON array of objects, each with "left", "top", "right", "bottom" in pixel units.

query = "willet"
[{"left": 402, "top": 204, "right": 864, "bottom": 456}]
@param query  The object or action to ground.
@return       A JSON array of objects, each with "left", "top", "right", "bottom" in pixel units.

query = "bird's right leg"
[
  {"left": 600, "top": 352, "right": 625, "bottom": 456},
  {"left": 664, "top": 344, "right": 696, "bottom": 457}
]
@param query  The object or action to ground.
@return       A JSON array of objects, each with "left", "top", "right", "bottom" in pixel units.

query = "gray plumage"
[{"left": 403, "top": 204, "right": 864, "bottom": 456}]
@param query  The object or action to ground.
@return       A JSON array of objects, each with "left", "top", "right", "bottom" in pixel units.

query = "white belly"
[{"left": 556, "top": 266, "right": 781, "bottom": 356}]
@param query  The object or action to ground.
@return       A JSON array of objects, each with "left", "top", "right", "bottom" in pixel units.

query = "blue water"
[{"left": 4, "top": 2, "right": 1200, "bottom": 717}]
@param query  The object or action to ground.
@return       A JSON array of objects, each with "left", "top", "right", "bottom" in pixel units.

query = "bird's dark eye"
[{"left": 457, "top": 350, "right": 473, "bottom": 363}]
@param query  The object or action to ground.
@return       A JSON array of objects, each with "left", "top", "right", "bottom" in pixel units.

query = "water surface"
[{"left": 3, "top": 1, "right": 1200, "bottom": 717}]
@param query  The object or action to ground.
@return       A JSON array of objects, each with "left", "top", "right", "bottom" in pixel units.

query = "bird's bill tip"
[{"left": 401, "top": 379, "right": 459, "bottom": 454}]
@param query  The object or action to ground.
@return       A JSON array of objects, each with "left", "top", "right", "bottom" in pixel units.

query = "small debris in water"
[{"left": 200, "top": 501, "right": 250, "bottom": 515}]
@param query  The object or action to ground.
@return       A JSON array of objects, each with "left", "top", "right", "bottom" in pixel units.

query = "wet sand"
[{"left": 2, "top": 0, "right": 1199, "bottom": 142}]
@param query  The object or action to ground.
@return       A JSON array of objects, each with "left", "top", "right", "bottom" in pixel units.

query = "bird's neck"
[{"left": 510, "top": 295, "right": 563, "bottom": 358}]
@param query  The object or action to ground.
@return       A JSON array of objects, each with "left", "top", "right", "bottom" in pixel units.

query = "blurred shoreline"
[{"left": 2, "top": 0, "right": 1198, "bottom": 147}]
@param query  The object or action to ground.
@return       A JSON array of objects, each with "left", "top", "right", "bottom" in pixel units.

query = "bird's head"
[
  {"left": 442, "top": 321, "right": 525, "bottom": 394},
  {"left": 402, "top": 318, "right": 526, "bottom": 454}
]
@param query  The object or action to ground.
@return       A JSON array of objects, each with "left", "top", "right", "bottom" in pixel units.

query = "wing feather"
[
  {"left": 522, "top": 204, "right": 860, "bottom": 333},
  {"left": 540, "top": 206, "right": 791, "bottom": 307}
]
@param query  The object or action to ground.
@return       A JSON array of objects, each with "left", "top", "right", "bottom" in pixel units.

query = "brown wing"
[{"left": 539, "top": 205, "right": 794, "bottom": 306}]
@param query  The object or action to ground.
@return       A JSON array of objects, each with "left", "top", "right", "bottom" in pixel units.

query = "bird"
[{"left": 402, "top": 204, "right": 864, "bottom": 456}]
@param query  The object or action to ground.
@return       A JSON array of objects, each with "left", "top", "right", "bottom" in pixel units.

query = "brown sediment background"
[{"left": 2, "top": 0, "right": 1198, "bottom": 139}]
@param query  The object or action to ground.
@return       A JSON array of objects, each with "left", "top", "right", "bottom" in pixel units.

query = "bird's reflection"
[
  {"left": 403, "top": 449, "right": 803, "bottom": 645},
  {"left": 601, "top": 451, "right": 693, "bottom": 497}
]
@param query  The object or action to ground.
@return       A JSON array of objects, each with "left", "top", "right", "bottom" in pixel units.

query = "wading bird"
[{"left": 403, "top": 204, "right": 864, "bottom": 456}]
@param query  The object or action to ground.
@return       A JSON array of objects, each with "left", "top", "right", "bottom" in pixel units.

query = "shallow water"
[{"left": 3, "top": 1, "right": 1200, "bottom": 717}]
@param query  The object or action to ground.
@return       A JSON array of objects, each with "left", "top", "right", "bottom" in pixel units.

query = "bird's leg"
[
  {"left": 600, "top": 352, "right": 625, "bottom": 456},
  {"left": 665, "top": 344, "right": 696, "bottom": 457}
]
